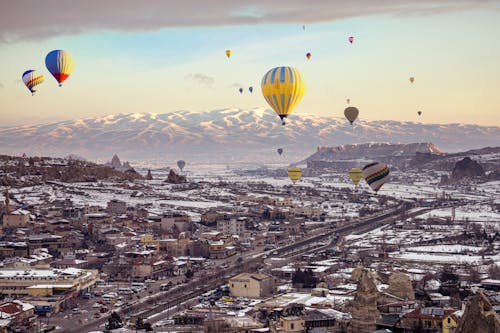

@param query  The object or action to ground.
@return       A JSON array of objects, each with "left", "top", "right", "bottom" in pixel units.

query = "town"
[{"left": 0, "top": 150, "right": 499, "bottom": 333}]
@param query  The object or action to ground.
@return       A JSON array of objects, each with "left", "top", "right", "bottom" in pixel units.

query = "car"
[
  {"left": 145, "top": 279, "right": 155, "bottom": 283},
  {"left": 153, "top": 319, "right": 174, "bottom": 328},
  {"left": 71, "top": 308, "right": 80, "bottom": 314},
  {"left": 81, "top": 292, "right": 92, "bottom": 299},
  {"left": 92, "top": 303, "right": 102, "bottom": 308},
  {"left": 93, "top": 313, "right": 101, "bottom": 319}
]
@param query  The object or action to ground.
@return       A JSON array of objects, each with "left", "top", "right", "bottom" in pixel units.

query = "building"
[
  {"left": 160, "top": 212, "right": 192, "bottom": 233},
  {"left": 442, "top": 311, "right": 461, "bottom": 333},
  {"left": 217, "top": 217, "right": 246, "bottom": 236},
  {"left": 0, "top": 300, "right": 35, "bottom": 333},
  {"left": 400, "top": 307, "right": 457, "bottom": 332},
  {"left": 2, "top": 209, "right": 30, "bottom": 228},
  {"left": 229, "top": 273, "right": 274, "bottom": 298},
  {"left": 0, "top": 267, "right": 99, "bottom": 297},
  {"left": 280, "top": 316, "right": 305, "bottom": 332},
  {"left": 106, "top": 199, "right": 127, "bottom": 215}
]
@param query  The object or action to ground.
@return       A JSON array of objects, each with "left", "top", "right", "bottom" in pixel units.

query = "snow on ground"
[
  {"left": 405, "top": 245, "right": 485, "bottom": 254},
  {"left": 419, "top": 205, "right": 500, "bottom": 222}
]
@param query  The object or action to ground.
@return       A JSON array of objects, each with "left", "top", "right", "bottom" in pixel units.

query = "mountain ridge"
[{"left": 0, "top": 108, "right": 498, "bottom": 163}]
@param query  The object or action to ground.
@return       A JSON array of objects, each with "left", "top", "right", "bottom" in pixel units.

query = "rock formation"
[
  {"left": 111, "top": 154, "right": 122, "bottom": 169},
  {"left": 450, "top": 157, "right": 485, "bottom": 182},
  {"left": 165, "top": 169, "right": 186, "bottom": 184},
  {"left": 348, "top": 268, "right": 380, "bottom": 333},
  {"left": 456, "top": 290, "right": 500, "bottom": 333},
  {"left": 385, "top": 271, "right": 415, "bottom": 300}
]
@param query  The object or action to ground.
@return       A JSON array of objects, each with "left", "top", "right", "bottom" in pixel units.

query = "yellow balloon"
[
  {"left": 225, "top": 50, "right": 232, "bottom": 58},
  {"left": 288, "top": 167, "right": 302, "bottom": 184},
  {"left": 261, "top": 66, "right": 306, "bottom": 125},
  {"left": 344, "top": 106, "right": 359, "bottom": 125},
  {"left": 349, "top": 167, "right": 363, "bottom": 185}
]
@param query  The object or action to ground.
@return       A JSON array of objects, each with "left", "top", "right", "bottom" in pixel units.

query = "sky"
[{"left": 0, "top": 0, "right": 499, "bottom": 127}]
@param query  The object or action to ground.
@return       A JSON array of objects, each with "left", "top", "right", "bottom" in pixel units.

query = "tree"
[
  {"left": 105, "top": 312, "right": 123, "bottom": 330},
  {"left": 488, "top": 265, "right": 500, "bottom": 279},
  {"left": 468, "top": 266, "right": 481, "bottom": 283},
  {"left": 185, "top": 269, "right": 194, "bottom": 279}
]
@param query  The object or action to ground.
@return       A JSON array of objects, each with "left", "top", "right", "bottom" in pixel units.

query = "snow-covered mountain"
[{"left": 0, "top": 108, "right": 498, "bottom": 163}]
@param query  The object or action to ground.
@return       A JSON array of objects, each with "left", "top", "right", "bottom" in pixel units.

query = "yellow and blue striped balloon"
[{"left": 261, "top": 66, "right": 306, "bottom": 125}]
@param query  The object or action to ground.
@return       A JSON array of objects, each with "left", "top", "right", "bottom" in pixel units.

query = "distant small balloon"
[
  {"left": 177, "top": 160, "right": 186, "bottom": 171},
  {"left": 418, "top": 111, "right": 422, "bottom": 116},
  {"left": 348, "top": 36, "right": 354, "bottom": 44},
  {"left": 303, "top": 25, "right": 306, "bottom": 31},
  {"left": 409, "top": 76, "right": 415, "bottom": 83},
  {"left": 249, "top": 86, "right": 253, "bottom": 93},
  {"left": 346, "top": 98, "right": 350, "bottom": 105},
  {"left": 306, "top": 52, "right": 312, "bottom": 60},
  {"left": 239, "top": 87, "right": 243, "bottom": 94},
  {"left": 225, "top": 50, "right": 232, "bottom": 58},
  {"left": 277, "top": 148, "right": 283, "bottom": 156}
]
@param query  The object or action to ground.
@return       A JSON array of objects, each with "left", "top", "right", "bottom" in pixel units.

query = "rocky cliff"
[
  {"left": 165, "top": 169, "right": 186, "bottom": 184},
  {"left": 385, "top": 271, "right": 415, "bottom": 300},
  {"left": 456, "top": 290, "right": 500, "bottom": 333},
  {"left": 450, "top": 157, "right": 485, "bottom": 182},
  {"left": 348, "top": 268, "right": 380, "bottom": 333},
  {"left": 0, "top": 155, "right": 143, "bottom": 186}
]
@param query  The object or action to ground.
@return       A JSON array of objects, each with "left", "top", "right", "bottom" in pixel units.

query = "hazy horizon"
[{"left": 1, "top": 1, "right": 500, "bottom": 127}]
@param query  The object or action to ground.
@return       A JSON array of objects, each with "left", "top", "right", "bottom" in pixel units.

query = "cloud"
[
  {"left": 185, "top": 73, "right": 215, "bottom": 88},
  {"left": 1, "top": 0, "right": 496, "bottom": 42}
]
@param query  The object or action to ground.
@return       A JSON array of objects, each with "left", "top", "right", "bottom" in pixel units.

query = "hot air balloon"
[
  {"left": 409, "top": 77, "right": 415, "bottom": 83},
  {"left": 346, "top": 98, "right": 350, "bottom": 105},
  {"left": 417, "top": 111, "right": 422, "bottom": 116},
  {"left": 288, "top": 167, "right": 302, "bottom": 184},
  {"left": 349, "top": 168, "right": 363, "bottom": 185},
  {"left": 249, "top": 86, "right": 253, "bottom": 93},
  {"left": 306, "top": 52, "right": 311, "bottom": 60},
  {"left": 239, "top": 88, "right": 243, "bottom": 94},
  {"left": 362, "top": 162, "right": 390, "bottom": 193},
  {"left": 344, "top": 106, "right": 359, "bottom": 125},
  {"left": 225, "top": 50, "right": 232, "bottom": 58},
  {"left": 261, "top": 66, "right": 306, "bottom": 125},
  {"left": 22, "top": 70, "right": 44, "bottom": 95},
  {"left": 177, "top": 160, "right": 186, "bottom": 171},
  {"left": 45, "top": 50, "right": 75, "bottom": 86},
  {"left": 277, "top": 148, "right": 283, "bottom": 156},
  {"left": 348, "top": 36, "right": 354, "bottom": 44}
]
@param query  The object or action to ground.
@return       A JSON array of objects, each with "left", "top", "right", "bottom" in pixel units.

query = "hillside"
[
  {"left": 0, "top": 108, "right": 499, "bottom": 163},
  {"left": 0, "top": 155, "right": 144, "bottom": 187}
]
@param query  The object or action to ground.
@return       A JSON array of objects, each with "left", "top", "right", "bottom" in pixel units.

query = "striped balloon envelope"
[
  {"left": 362, "top": 162, "right": 390, "bottom": 193},
  {"left": 261, "top": 66, "right": 306, "bottom": 125},
  {"left": 287, "top": 167, "right": 302, "bottom": 184},
  {"left": 45, "top": 50, "right": 75, "bottom": 86},
  {"left": 22, "top": 70, "right": 44, "bottom": 95}
]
